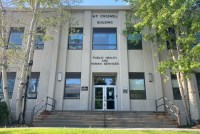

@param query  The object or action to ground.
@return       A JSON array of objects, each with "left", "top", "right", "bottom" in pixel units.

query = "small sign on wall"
[
  {"left": 81, "top": 86, "right": 88, "bottom": 91},
  {"left": 123, "top": 89, "right": 128, "bottom": 94}
]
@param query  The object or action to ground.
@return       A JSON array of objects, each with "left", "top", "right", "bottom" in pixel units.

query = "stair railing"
[
  {"left": 31, "top": 96, "right": 56, "bottom": 123},
  {"left": 155, "top": 97, "right": 181, "bottom": 127}
]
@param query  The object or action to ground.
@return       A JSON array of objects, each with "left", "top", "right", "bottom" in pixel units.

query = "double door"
[{"left": 94, "top": 85, "right": 116, "bottom": 110}]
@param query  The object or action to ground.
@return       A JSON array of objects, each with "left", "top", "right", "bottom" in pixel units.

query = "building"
[{"left": 0, "top": 6, "right": 200, "bottom": 124}]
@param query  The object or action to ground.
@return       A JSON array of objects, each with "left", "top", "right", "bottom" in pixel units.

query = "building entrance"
[
  {"left": 93, "top": 75, "right": 116, "bottom": 110},
  {"left": 94, "top": 85, "right": 116, "bottom": 110}
]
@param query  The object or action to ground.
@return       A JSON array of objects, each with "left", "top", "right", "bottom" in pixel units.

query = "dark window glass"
[
  {"left": 166, "top": 28, "right": 176, "bottom": 49},
  {"left": 129, "top": 72, "right": 146, "bottom": 99},
  {"left": 0, "top": 72, "right": 16, "bottom": 99},
  {"left": 28, "top": 72, "right": 40, "bottom": 99},
  {"left": 64, "top": 72, "right": 81, "bottom": 99},
  {"left": 93, "top": 28, "right": 117, "bottom": 50},
  {"left": 196, "top": 73, "right": 200, "bottom": 98},
  {"left": 94, "top": 76, "right": 116, "bottom": 85},
  {"left": 128, "top": 33, "right": 142, "bottom": 50},
  {"left": 68, "top": 28, "right": 83, "bottom": 50},
  {"left": 171, "top": 74, "right": 181, "bottom": 100},
  {"left": 8, "top": 27, "right": 24, "bottom": 47},
  {"left": 196, "top": 33, "right": 200, "bottom": 44},
  {"left": 35, "top": 28, "right": 45, "bottom": 49}
]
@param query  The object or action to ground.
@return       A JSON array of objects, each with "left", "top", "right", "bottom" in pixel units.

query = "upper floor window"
[
  {"left": 68, "top": 28, "right": 83, "bottom": 50},
  {"left": 166, "top": 28, "right": 176, "bottom": 50},
  {"left": 35, "top": 28, "right": 45, "bottom": 49},
  {"left": 129, "top": 72, "right": 146, "bottom": 99},
  {"left": 8, "top": 27, "right": 24, "bottom": 47},
  {"left": 127, "top": 32, "right": 142, "bottom": 50},
  {"left": 93, "top": 28, "right": 117, "bottom": 50},
  {"left": 28, "top": 72, "right": 40, "bottom": 99},
  {"left": 64, "top": 72, "right": 81, "bottom": 99},
  {"left": 0, "top": 72, "right": 16, "bottom": 99},
  {"left": 171, "top": 74, "right": 181, "bottom": 100}
]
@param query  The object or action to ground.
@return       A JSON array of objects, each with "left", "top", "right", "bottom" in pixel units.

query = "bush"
[{"left": 0, "top": 101, "right": 9, "bottom": 125}]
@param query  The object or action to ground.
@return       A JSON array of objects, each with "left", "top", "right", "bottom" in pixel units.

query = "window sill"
[{"left": 64, "top": 98, "right": 80, "bottom": 99}]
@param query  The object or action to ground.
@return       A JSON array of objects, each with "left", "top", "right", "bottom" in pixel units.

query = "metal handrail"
[
  {"left": 155, "top": 96, "right": 181, "bottom": 127},
  {"left": 30, "top": 96, "right": 56, "bottom": 124}
]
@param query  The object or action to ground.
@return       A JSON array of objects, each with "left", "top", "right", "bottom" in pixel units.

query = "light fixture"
[
  {"left": 148, "top": 73, "right": 153, "bottom": 82},
  {"left": 58, "top": 72, "right": 62, "bottom": 81}
]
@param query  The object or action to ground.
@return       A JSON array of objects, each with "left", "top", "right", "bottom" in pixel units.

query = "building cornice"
[{"left": 6, "top": 6, "right": 131, "bottom": 12}]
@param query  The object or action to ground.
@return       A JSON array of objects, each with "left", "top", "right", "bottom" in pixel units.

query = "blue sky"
[{"left": 80, "top": 0, "right": 127, "bottom": 5}]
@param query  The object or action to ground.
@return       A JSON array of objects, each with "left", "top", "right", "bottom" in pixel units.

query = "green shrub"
[{"left": 0, "top": 101, "right": 9, "bottom": 125}]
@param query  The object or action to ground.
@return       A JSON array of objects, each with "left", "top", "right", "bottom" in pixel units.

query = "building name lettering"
[
  {"left": 93, "top": 14, "right": 118, "bottom": 18},
  {"left": 91, "top": 56, "right": 119, "bottom": 65},
  {"left": 97, "top": 21, "right": 113, "bottom": 24},
  {"left": 93, "top": 14, "right": 118, "bottom": 25}
]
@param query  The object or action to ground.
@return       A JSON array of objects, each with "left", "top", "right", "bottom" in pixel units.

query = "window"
[
  {"left": 171, "top": 74, "right": 181, "bottom": 100},
  {"left": 35, "top": 28, "right": 45, "bottom": 49},
  {"left": 8, "top": 27, "right": 24, "bottom": 47},
  {"left": 127, "top": 32, "right": 142, "bottom": 50},
  {"left": 196, "top": 73, "right": 200, "bottom": 98},
  {"left": 94, "top": 76, "right": 116, "bottom": 85},
  {"left": 68, "top": 28, "right": 83, "bottom": 50},
  {"left": 0, "top": 72, "right": 16, "bottom": 99},
  {"left": 196, "top": 33, "right": 200, "bottom": 43},
  {"left": 64, "top": 72, "right": 81, "bottom": 99},
  {"left": 166, "top": 28, "right": 176, "bottom": 49},
  {"left": 93, "top": 28, "right": 117, "bottom": 50},
  {"left": 28, "top": 72, "right": 40, "bottom": 99},
  {"left": 129, "top": 72, "right": 146, "bottom": 99}
]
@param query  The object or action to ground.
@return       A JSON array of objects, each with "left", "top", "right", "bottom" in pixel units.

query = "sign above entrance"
[
  {"left": 92, "top": 13, "right": 118, "bottom": 26},
  {"left": 91, "top": 56, "right": 119, "bottom": 66}
]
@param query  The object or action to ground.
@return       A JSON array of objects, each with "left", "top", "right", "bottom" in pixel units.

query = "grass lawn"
[{"left": 0, "top": 128, "right": 200, "bottom": 134}]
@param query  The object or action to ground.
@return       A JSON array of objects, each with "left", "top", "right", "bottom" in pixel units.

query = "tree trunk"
[
  {"left": 0, "top": 0, "right": 12, "bottom": 123},
  {"left": 187, "top": 75, "right": 200, "bottom": 122},
  {"left": 21, "top": 22, "right": 37, "bottom": 124},
  {"left": 16, "top": 1, "right": 39, "bottom": 123},
  {"left": 169, "top": 49, "right": 191, "bottom": 125},
  {"left": 176, "top": 73, "right": 191, "bottom": 125}
]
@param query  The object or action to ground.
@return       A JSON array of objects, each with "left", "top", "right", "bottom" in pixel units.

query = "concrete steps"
[{"left": 32, "top": 111, "right": 178, "bottom": 128}]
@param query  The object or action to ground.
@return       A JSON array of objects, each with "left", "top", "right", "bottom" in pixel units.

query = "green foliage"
[
  {"left": 125, "top": 0, "right": 200, "bottom": 77},
  {"left": 0, "top": 101, "right": 9, "bottom": 125}
]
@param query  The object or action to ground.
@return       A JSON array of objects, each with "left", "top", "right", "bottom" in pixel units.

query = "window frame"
[
  {"left": 171, "top": 74, "right": 181, "bottom": 100},
  {"left": 8, "top": 27, "right": 24, "bottom": 47},
  {"left": 129, "top": 72, "right": 146, "bottom": 99},
  {"left": 28, "top": 72, "right": 40, "bottom": 99},
  {"left": 0, "top": 72, "right": 16, "bottom": 99},
  {"left": 196, "top": 73, "right": 200, "bottom": 99},
  {"left": 35, "top": 27, "right": 45, "bottom": 50},
  {"left": 64, "top": 72, "right": 81, "bottom": 99},
  {"left": 127, "top": 32, "right": 143, "bottom": 50},
  {"left": 92, "top": 28, "right": 117, "bottom": 50},
  {"left": 68, "top": 28, "right": 83, "bottom": 50}
]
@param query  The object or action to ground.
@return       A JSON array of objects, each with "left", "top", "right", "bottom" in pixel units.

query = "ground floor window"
[
  {"left": 196, "top": 73, "right": 200, "bottom": 98},
  {"left": 28, "top": 72, "right": 40, "bottom": 99},
  {"left": 129, "top": 72, "right": 146, "bottom": 99},
  {"left": 0, "top": 72, "right": 16, "bottom": 99},
  {"left": 64, "top": 72, "right": 81, "bottom": 99},
  {"left": 171, "top": 74, "right": 181, "bottom": 100}
]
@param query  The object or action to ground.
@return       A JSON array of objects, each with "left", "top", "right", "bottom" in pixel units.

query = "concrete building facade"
[{"left": 1, "top": 6, "right": 200, "bottom": 124}]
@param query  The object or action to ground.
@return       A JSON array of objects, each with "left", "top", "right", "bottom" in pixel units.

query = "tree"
[
  {"left": 0, "top": 0, "right": 12, "bottom": 123},
  {"left": 0, "top": 0, "right": 24, "bottom": 124},
  {"left": 124, "top": 0, "right": 200, "bottom": 125},
  {"left": 14, "top": 0, "right": 82, "bottom": 124}
]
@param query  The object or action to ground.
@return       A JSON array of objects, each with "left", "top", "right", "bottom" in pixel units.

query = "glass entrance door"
[{"left": 94, "top": 86, "right": 116, "bottom": 110}]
